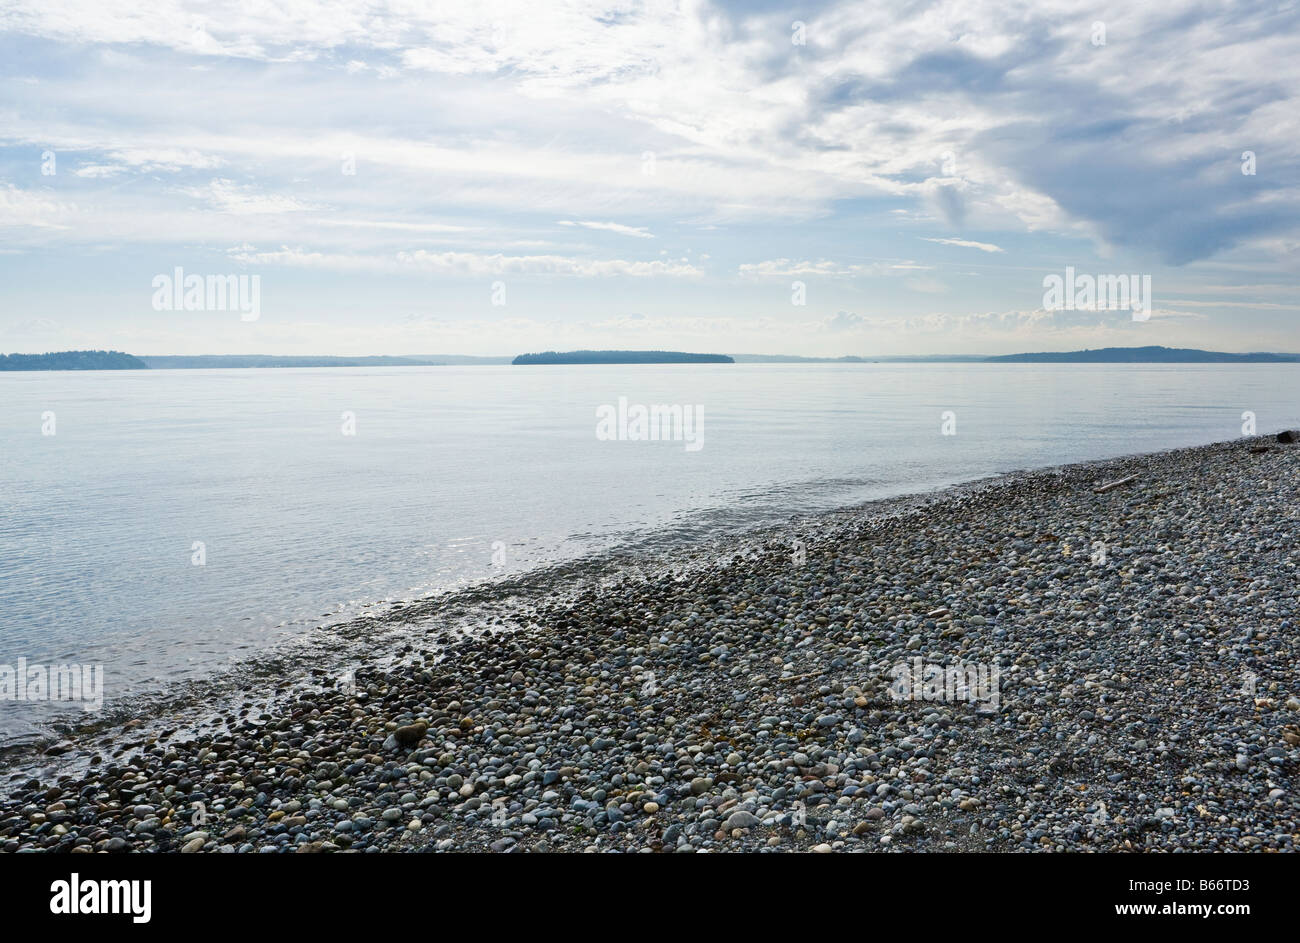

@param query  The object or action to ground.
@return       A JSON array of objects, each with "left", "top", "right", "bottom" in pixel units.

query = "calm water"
[{"left": 2, "top": 363, "right": 1298, "bottom": 741}]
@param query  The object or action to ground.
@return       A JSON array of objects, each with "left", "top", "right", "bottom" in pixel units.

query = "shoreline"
[
  {"left": 0, "top": 467, "right": 998, "bottom": 766},
  {"left": 3, "top": 435, "right": 1298, "bottom": 852}
]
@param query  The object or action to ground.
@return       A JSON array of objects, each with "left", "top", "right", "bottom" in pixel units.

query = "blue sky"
[{"left": 1, "top": 0, "right": 1297, "bottom": 356}]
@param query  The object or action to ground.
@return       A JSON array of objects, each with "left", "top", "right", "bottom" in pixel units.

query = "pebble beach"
[{"left": 3, "top": 435, "right": 1298, "bottom": 853}]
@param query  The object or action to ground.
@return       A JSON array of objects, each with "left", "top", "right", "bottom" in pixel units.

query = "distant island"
[
  {"left": 984, "top": 346, "right": 1300, "bottom": 363},
  {"left": 0, "top": 350, "right": 147, "bottom": 370},
  {"left": 513, "top": 350, "right": 734, "bottom": 365},
  {"left": 5, "top": 346, "right": 1298, "bottom": 371}
]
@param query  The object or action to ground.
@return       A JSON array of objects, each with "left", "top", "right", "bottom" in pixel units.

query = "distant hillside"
[
  {"left": 985, "top": 346, "right": 1300, "bottom": 363},
  {"left": 513, "top": 350, "right": 734, "bottom": 365},
  {"left": 141, "top": 355, "right": 447, "bottom": 369},
  {"left": 0, "top": 350, "right": 147, "bottom": 370}
]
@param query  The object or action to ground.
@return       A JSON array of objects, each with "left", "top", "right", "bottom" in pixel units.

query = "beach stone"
[
  {"left": 724, "top": 811, "right": 760, "bottom": 830},
  {"left": 393, "top": 722, "right": 428, "bottom": 747}
]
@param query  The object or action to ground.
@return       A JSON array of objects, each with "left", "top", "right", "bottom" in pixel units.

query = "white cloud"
[
  {"left": 921, "top": 237, "right": 1004, "bottom": 253},
  {"left": 180, "top": 179, "right": 318, "bottom": 215},
  {"left": 0, "top": 184, "right": 79, "bottom": 230},
  {"left": 105, "top": 147, "right": 226, "bottom": 173},
  {"left": 226, "top": 245, "right": 703, "bottom": 277},
  {"left": 738, "top": 258, "right": 930, "bottom": 278},
  {"left": 558, "top": 220, "right": 653, "bottom": 238},
  {"left": 73, "top": 164, "right": 124, "bottom": 178},
  {"left": 316, "top": 219, "right": 473, "bottom": 234}
]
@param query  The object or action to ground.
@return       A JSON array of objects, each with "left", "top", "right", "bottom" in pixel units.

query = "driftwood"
[
  {"left": 1094, "top": 475, "right": 1137, "bottom": 494},
  {"left": 780, "top": 671, "right": 824, "bottom": 684}
]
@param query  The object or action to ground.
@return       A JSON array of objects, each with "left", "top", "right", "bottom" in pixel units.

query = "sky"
[{"left": 1, "top": 0, "right": 1298, "bottom": 357}]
